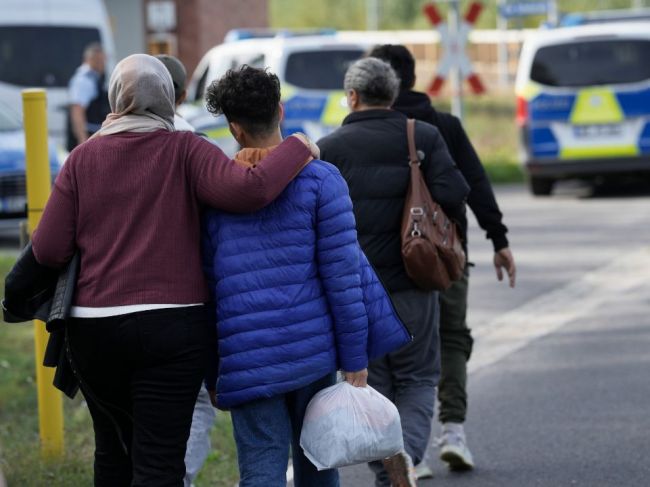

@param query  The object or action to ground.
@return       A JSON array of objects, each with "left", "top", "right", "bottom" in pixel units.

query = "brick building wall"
[{"left": 145, "top": 0, "right": 268, "bottom": 76}]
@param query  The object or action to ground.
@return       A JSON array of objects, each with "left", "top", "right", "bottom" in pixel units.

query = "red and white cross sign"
[{"left": 423, "top": 1, "right": 486, "bottom": 96}]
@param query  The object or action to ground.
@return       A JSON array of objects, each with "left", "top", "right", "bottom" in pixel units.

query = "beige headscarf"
[{"left": 91, "top": 54, "right": 176, "bottom": 138}]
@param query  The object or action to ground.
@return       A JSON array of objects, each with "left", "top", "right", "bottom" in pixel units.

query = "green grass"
[
  {"left": 432, "top": 94, "right": 524, "bottom": 184},
  {"left": 0, "top": 255, "right": 239, "bottom": 486}
]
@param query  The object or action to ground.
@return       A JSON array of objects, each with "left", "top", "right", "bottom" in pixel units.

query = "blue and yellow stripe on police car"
[
  {"left": 569, "top": 87, "right": 624, "bottom": 125},
  {"left": 204, "top": 126, "right": 233, "bottom": 140},
  {"left": 560, "top": 86, "right": 639, "bottom": 159},
  {"left": 281, "top": 84, "right": 349, "bottom": 132},
  {"left": 520, "top": 81, "right": 650, "bottom": 160},
  {"left": 196, "top": 85, "right": 350, "bottom": 143},
  {"left": 320, "top": 91, "right": 348, "bottom": 127}
]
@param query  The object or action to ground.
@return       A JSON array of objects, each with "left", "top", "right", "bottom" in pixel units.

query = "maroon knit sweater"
[{"left": 32, "top": 130, "right": 310, "bottom": 307}]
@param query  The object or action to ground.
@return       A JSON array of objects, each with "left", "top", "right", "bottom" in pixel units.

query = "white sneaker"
[
  {"left": 414, "top": 462, "right": 434, "bottom": 479},
  {"left": 438, "top": 422, "right": 475, "bottom": 471}
]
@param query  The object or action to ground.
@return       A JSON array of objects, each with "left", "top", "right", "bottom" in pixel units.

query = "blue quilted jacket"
[{"left": 202, "top": 154, "right": 410, "bottom": 408}]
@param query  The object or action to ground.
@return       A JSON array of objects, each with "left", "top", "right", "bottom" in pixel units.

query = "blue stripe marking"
[
  {"left": 281, "top": 124, "right": 305, "bottom": 137},
  {"left": 529, "top": 93, "right": 574, "bottom": 122},
  {"left": 617, "top": 87, "right": 650, "bottom": 118},
  {"left": 639, "top": 122, "right": 650, "bottom": 154},
  {"left": 283, "top": 95, "right": 327, "bottom": 121},
  {"left": 530, "top": 126, "right": 559, "bottom": 158}
]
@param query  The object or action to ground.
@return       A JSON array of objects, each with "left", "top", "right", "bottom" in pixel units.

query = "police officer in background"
[{"left": 67, "top": 42, "right": 111, "bottom": 151}]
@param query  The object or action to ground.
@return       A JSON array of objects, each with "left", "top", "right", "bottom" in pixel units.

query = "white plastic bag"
[{"left": 300, "top": 382, "right": 404, "bottom": 470}]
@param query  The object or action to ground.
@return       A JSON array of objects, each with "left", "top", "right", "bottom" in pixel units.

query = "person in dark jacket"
[
  {"left": 369, "top": 44, "right": 517, "bottom": 474},
  {"left": 318, "top": 57, "right": 469, "bottom": 487},
  {"left": 201, "top": 66, "right": 410, "bottom": 487}
]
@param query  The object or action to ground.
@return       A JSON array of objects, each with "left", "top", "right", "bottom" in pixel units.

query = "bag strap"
[{"left": 406, "top": 119, "right": 419, "bottom": 165}]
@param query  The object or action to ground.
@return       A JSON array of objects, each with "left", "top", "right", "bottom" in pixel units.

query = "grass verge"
[{"left": 434, "top": 94, "right": 525, "bottom": 184}]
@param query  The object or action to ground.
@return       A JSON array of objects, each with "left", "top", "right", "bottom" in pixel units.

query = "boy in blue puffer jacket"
[{"left": 201, "top": 66, "right": 410, "bottom": 487}]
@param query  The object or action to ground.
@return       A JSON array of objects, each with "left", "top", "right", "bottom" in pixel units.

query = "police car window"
[
  {"left": 531, "top": 39, "right": 650, "bottom": 87},
  {"left": 194, "top": 66, "right": 210, "bottom": 102},
  {"left": 0, "top": 26, "right": 101, "bottom": 87},
  {"left": 228, "top": 54, "right": 266, "bottom": 71},
  {"left": 247, "top": 54, "right": 265, "bottom": 69},
  {"left": 0, "top": 105, "right": 21, "bottom": 131},
  {"left": 285, "top": 50, "right": 364, "bottom": 90},
  {"left": 200, "top": 55, "right": 266, "bottom": 100}
]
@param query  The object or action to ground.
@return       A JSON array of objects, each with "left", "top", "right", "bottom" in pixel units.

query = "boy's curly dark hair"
[
  {"left": 205, "top": 65, "right": 281, "bottom": 137},
  {"left": 368, "top": 44, "right": 416, "bottom": 91}
]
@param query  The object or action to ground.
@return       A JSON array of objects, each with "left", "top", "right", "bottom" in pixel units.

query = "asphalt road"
[{"left": 337, "top": 181, "right": 650, "bottom": 487}]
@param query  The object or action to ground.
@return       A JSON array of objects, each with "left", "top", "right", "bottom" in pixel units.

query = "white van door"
[{"left": 0, "top": 0, "right": 115, "bottom": 148}]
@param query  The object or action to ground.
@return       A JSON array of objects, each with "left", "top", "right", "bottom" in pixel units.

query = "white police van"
[
  {"left": 180, "top": 30, "right": 369, "bottom": 155},
  {"left": 0, "top": 0, "right": 115, "bottom": 147},
  {"left": 515, "top": 22, "right": 650, "bottom": 195}
]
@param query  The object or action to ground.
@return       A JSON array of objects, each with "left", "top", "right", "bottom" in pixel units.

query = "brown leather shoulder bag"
[{"left": 401, "top": 119, "right": 466, "bottom": 291}]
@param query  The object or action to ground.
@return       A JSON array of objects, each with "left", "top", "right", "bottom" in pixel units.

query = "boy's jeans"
[{"left": 230, "top": 372, "right": 340, "bottom": 487}]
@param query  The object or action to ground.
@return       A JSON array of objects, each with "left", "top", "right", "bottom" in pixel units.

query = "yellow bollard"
[{"left": 22, "top": 89, "right": 64, "bottom": 459}]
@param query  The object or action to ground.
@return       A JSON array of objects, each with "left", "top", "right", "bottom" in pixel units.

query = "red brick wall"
[{"left": 145, "top": 0, "right": 268, "bottom": 76}]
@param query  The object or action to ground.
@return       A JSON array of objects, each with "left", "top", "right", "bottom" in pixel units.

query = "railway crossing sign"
[{"left": 423, "top": 1, "right": 486, "bottom": 96}]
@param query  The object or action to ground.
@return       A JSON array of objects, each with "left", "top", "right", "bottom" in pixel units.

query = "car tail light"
[{"left": 516, "top": 96, "right": 528, "bottom": 127}]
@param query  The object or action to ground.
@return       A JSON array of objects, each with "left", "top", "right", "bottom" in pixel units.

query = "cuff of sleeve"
[
  {"left": 339, "top": 354, "right": 368, "bottom": 373},
  {"left": 286, "top": 135, "right": 313, "bottom": 165},
  {"left": 491, "top": 234, "right": 509, "bottom": 253}
]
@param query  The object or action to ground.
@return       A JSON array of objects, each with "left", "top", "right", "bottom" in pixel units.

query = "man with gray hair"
[
  {"left": 318, "top": 58, "right": 469, "bottom": 487},
  {"left": 66, "top": 42, "right": 110, "bottom": 151}
]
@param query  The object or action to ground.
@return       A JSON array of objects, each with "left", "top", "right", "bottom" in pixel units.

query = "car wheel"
[{"left": 529, "top": 177, "right": 554, "bottom": 196}]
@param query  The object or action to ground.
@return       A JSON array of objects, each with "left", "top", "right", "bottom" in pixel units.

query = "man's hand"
[
  {"left": 494, "top": 247, "right": 516, "bottom": 288},
  {"left": 70, "top": 104, "right": 89, "bottom": 145},
  {"left": 343, "top": 368, "right": 368, "bottom": 387},
  {"left": 291, "top": 132, "right": 320, "bottom": 160}
]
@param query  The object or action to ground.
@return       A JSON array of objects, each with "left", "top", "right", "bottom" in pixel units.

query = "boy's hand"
[
  {"left": 344, "top": 368, "right": 368, "bottom": 387},
  {"left": 208, "top": 389, "right": 228, "bottom": 411},
  {"left": 208, "top": 389, "right": 218, "bottom": 407}
]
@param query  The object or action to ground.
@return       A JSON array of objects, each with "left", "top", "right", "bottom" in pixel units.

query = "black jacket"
[
  {"left": 393, "top": 90, "right": 509, "bottom": 253},
  {"left": 318, "top": 109, "right": 469, "bottom": 293},
  {"left": 3, "top": 244, "right": 80, "bottom": 398},
  {"left": 3, "top": 243, "right": 58, "bottom": 323}
]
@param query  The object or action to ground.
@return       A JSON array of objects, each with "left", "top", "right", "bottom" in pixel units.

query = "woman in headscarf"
[{"left": 31, "top": 54, "right": 316, "bottom": 486}]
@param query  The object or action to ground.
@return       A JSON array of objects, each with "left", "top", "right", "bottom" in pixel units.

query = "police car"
[
  {"left": 180, "top": 30, "right": 369, "bottom": 155},
  {"left": 0, "top": 100, "right": 60, "bottom": 220},
  {"left": 515, "top": 22, "right": 650, "bottom": 195}
]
